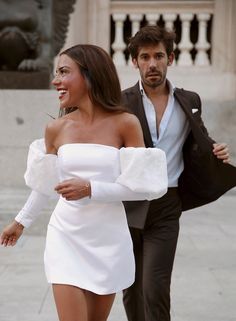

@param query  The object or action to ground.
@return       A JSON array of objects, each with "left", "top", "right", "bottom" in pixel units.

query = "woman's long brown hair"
[{"left": 58, "top": 44, "right": 126, "bottom": 117}]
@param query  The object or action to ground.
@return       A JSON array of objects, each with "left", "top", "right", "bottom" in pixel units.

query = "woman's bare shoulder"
[
  {"left": 116, "top": 111, "right": 140, "bottom": 127},
  {"left": 45, "top": 115, "right": 69, "bottom": 134},
  {"left": 115, "top": 112, "right": 142, "bottom": 135},
  {"left": 45, "top": 117, "right": 69, "bottom": 153},
  {"left": 115, "top": 112, "right": 144, "bottom": 147}
]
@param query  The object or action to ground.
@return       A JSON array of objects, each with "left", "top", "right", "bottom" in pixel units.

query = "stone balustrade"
[{"left": 110, "top": 0, "right": 214, "bottom": 67}]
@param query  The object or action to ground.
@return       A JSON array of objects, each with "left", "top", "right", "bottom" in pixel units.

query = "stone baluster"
[
  {"left": 177, "top": 13, "right": 194, "bottom": 66},
  {"left": 163, "top": 13, "right": 177, "bottom": 65},
  {"left": 111, "top": 13, "right": 127, "bottom": 66},
  {"left": 130, "top": 13, "right": 143, "bottom": 36},
  {"left": 128, "top": 13, "right": 143, "bottom": 65},
  {"left": 146, "top": 13, "right": 160, "bottom": 26},
  {"left": 195, "top": 13, "right": 211, "bottom": 66},
  {"left": 163, "top": 13, "right": 177, "bottom": 30}
]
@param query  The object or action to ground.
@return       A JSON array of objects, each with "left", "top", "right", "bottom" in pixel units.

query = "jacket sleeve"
[{"left": 90, "top": 147, "right": 168, "bottom": 202}]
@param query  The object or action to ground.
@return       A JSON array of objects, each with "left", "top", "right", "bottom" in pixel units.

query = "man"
[{"left": 122, "top": 25, "right": 236, "bottom": 321}]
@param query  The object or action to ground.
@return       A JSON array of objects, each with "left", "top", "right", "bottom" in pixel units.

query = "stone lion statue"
[{"left": 0, "top": 0, "right": 76, "bottom": 71}]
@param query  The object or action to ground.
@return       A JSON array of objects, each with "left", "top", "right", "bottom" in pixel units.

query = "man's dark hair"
[{"left": 128, "top": 25, "right": 176, "bottom": 59}]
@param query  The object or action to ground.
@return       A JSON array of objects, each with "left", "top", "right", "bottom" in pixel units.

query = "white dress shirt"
[{"left": 140, "top": 79, "right": 190, "bottom": 187}]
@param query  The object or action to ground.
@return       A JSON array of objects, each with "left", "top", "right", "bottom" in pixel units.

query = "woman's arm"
[
  {"left": 0, "top": 122, "right": 60, "bottom": 247},
  {"left": 0, "top": 190, "right": 50, "bottom": 247}
]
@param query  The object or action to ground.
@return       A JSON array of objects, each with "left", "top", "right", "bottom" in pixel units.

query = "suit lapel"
[
  {"left": 128, "top": 83, "right": 153, "bottom": 147},
  {"left": 174, "top": 88, "right": 211, "bottom": 152}
]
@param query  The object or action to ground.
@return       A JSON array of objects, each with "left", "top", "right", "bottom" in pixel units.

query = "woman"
[{"left": 0, "top": 44, "right": 167, "bottom": 321}]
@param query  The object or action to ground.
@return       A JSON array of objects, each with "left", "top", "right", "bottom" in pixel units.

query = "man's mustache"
[{"left": 145, "top": 70, "right": 162, "bottom": 77}]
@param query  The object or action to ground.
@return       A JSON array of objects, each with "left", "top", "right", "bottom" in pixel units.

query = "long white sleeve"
[
  {"left": 90, "top": 180, "right": 165, "bottom": 201},
  {"left": 15, "top": 190, "right": 50, "bottom": 228},
  {"left": 91, "top": 147, "right": 168, "bottom": 202},
  {"left": 15, "top": 139, "right": 60, "bottom": 228}
]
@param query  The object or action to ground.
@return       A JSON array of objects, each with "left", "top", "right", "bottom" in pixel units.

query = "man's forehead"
[{"left": 138, "top": 44, "right": 167, "bottom": 55}]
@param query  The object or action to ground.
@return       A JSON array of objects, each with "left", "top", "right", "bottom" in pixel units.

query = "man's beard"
[{"left": 143, "top": 72, "right": 165, "bottom": 88}]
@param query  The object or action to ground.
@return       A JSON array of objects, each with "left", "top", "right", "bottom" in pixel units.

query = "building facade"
[
  {"left": 62, "top": 0, "right": 236, "bottom": 100},
  {"left": 1, "top": 0, "right": 235, "bottom": 187}
]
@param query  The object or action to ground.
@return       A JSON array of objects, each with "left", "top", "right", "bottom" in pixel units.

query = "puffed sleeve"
[
  {"left": 24, "top": 138, "right": 59, "bottom": 197},
  {"left": 14, "top": 139, "right": 59, "bottom": 228},
  {"left": 90, "top": 147, "right": 168, "bottom": 201}
]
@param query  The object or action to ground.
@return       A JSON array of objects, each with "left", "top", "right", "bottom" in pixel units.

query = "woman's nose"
[{"left": 51, "top": 74, "right": 60, "bottom": 86}]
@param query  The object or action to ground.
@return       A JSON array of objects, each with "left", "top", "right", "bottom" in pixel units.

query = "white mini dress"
[{"left": 16, "top": 140, "right": 168, "bottom": 294}]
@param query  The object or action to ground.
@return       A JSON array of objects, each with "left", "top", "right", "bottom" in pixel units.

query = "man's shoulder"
[
  {"left": 122, "top": 82, "right": 139, "bottom": 96},
  {"left": 174, "top": 87, "right": 200, "bottom": 101}
]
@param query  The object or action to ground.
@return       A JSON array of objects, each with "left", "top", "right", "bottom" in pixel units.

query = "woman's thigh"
[
  {"left": 85, "top": 291, "right": 116, "bottom": 321},
  {"left": 52, "top": 284, "right": 88, "bottom": 321},
  {"left": 52, "top": 284, "right": 115, "bottom": 321}
]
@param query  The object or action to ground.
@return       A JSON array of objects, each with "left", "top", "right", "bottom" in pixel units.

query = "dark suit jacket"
[{"left": 122, "top": 82, "right": 236, "bottom": 228}]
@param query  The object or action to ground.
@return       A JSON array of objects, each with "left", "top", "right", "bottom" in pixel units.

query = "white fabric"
[
  {"left": 116, "top": 147, "right": 167, "bottom": 196},
  {"left": 15, "top": 190, "right": 50, "bottom": 228},
  {"left": 15, "top": 141, "right": 168, "bottom": 294},
  {"left": 24, "top": 139, "right": 59, "bottom": 197},
  {"left": 91, "top": 146, "right": 167, "bottom": 202}
]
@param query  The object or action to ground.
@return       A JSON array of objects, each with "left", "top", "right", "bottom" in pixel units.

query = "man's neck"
[{"left": 142, "top": 80, "right": 169, "bottom": 99}]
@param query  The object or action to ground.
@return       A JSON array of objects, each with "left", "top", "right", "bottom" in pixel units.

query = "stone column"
[
  {"left": 111, "top": 13, "right": 127, "bottom": 66},
  {"left": 87, "top": 0, "right": 110, "bottom": 51},
  {"left": 212, "top": 0, "right": 236, "bottom": 72},
  {"left": 63, "top": 0, "right": 88, "bottom": 49},
  {"left": 128, "top": 13, "right": 143, "bottom": 64},
  {"left": 63, "top": 0, "right": 110, "bottom": 53},
  {"left": 195, "top": 13, "right": 211, "bottom": 66},
  {"left": 163, "top": 13, "right": 177, "bottom": 65},
  {"left": 177, "top": 13, "right": 194, "bottom": 66},
  {"left": 146, "top": 13, "right": 160, "bottom": 26}
]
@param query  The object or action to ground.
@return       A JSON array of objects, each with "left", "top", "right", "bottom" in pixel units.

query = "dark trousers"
[{"left": 123, "top": 188, "right": 182, "bottom": 321}]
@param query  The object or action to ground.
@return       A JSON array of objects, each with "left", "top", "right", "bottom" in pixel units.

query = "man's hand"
[
  {"left": 213, "top": 143, "right": 230, "bottom": 164},
  {"left": 55, "top": 178, "right": 91, "bottom": 201}
]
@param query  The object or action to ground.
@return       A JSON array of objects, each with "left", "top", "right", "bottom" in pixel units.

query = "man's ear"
[
  {"left": 132, "top": 58, "right": 138, "bottom": 69},
  {"left": 167, "top": 52, "right": 175, "bottom": 66}
]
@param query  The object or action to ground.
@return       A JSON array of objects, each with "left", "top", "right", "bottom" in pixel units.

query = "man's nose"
[{"left": 149, "top": 58, "right": 157, "bottom": 68}]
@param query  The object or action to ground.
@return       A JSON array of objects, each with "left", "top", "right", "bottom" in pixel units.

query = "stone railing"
[{"left": 110, "top": 0, "right": 214, "bottom": 67}]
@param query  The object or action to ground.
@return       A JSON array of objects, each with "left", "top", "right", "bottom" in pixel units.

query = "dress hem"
[{"left": 47, "top": 278, "right": 134, "bottom": 295}]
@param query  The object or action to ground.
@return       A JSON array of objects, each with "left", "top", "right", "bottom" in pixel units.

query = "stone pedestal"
[{"left": 0, "top": 71, "right": 51, "bottom": 89}]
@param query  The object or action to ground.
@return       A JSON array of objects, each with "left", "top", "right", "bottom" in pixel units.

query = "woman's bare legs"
[
  {"left": 53, "top": 284, "right": 88, "bottom": 321},
  {"left": 85, "top": 291, "right": 115, "bottom": 321},
  {"left": 52, "top": 284, "right": 116, "bottom": 321}
]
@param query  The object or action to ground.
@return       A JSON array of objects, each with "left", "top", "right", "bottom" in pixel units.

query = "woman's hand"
[
  {"left": 55, "top": 178, "right": 91, "bottom": 201},
  {"left": 0, "top": 221, "right": 24, "bottom": 247},
  {"left": 213, "top": 143, "right": 230, "bottom": 164}
]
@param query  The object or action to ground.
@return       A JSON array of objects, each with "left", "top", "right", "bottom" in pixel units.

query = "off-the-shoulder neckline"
[{"left": 57, "top": 143, "right": 120, "bottom": 153}]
